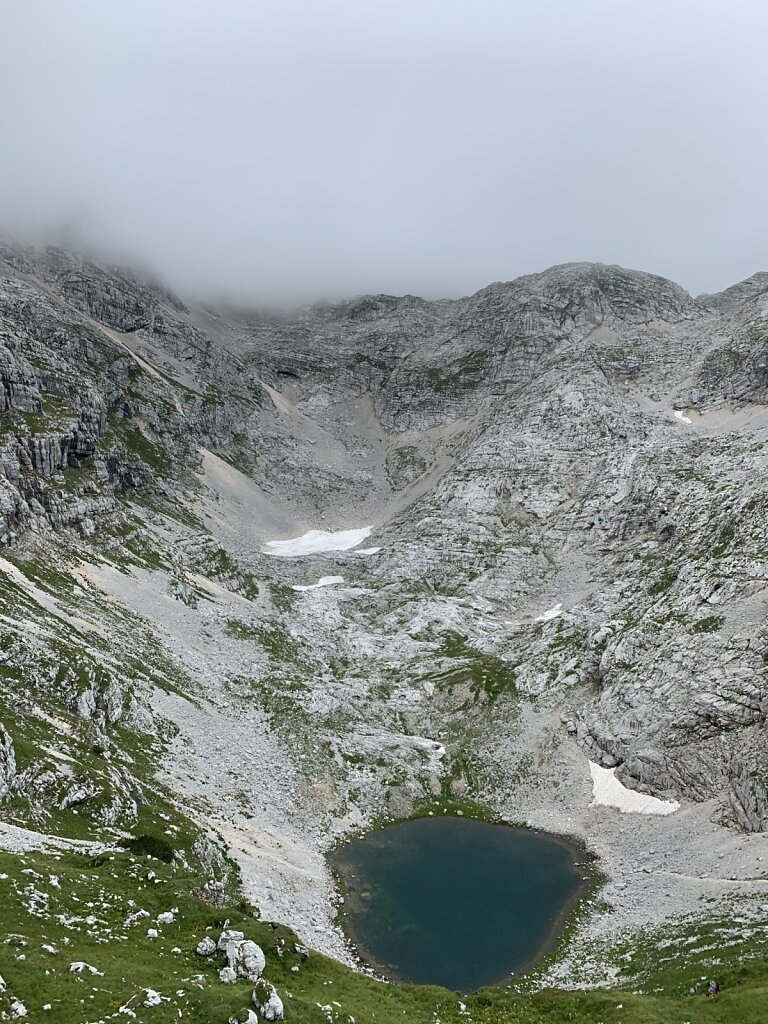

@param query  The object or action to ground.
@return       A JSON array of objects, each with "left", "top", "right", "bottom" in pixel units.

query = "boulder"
[
  {"left": 217, "top": 928, "right": 245, "bottom": 951},
  {"left": 228, "top": 1012, "right": 258, "bottom": 1024},
  {"left": 253, "top": 979, "right": 284, "bottom": 1021},
  {"left": 227, "top": 939, "right": 266, "bottom": 982},
  {"left": 196, "top": 936, "right": 217, "bottom": 956}
]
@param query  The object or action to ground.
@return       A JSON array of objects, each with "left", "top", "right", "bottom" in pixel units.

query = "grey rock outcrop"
[{"left": 0, "top": 723, "right": 16, "bottom": 799}]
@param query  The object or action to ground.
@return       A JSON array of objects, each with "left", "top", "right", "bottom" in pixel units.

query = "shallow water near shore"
[{"left": 330, "top": 816, "right": 593, "bottom": 992}]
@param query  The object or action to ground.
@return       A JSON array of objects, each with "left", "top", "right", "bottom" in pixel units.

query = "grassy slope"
[{"left": 0, "top": 839, "right": 766, "bottom": 1023}]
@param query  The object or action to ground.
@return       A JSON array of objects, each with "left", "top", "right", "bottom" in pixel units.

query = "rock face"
[
  {"left": 3, "top": 241, "right": 768, "bottom": 979},
  {"left": 0, "top": 724, "right": 16, "bottom": 800}
]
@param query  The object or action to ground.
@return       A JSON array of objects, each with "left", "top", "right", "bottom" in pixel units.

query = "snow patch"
[
  {"left": 674, "top": 409, "right": 693, "bottom": 424},
  {"left": 589, "top": 761, "right": 680, "bottom": 815},
  {"left": 291, "top": 576, "right": 345, "bottom": 592},
  {"left": 536, "top": 603, "right": 562, "bottom": 622},
  {"left": 355, "top": 547, "right": 381, "bottom": 555},
  {"left": 263, "top": 527, "right": 372, "bottom": 557}
]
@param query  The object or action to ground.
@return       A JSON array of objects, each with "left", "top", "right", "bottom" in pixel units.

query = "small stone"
[{"left": 69, "top": 961, "right": 103, "bottom": 975}]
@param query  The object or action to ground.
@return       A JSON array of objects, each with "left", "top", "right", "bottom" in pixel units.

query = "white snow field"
[
  {"left": 589, "top": 761, "right": 680, "bottom": 815},
  {"left": 290, "top": 575, "right": 345, "bottom": 592},
  {"left": 263, "top": 527, "right": 372, "bottom": 557},
  {"left": 536, "top": 603, "right": 563, "bottom": 622},
  {"left": 674, "top": 409, "right": 693, "bottom": 424}
]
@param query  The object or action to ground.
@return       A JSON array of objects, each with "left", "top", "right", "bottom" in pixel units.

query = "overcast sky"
[{"left": 1, "top": 0, "right": 767, "bottom": 303}]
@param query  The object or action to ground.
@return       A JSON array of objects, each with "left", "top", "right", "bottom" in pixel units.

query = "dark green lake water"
[{"left": 330, "top": 816, "right": 592, "bottom": 993}]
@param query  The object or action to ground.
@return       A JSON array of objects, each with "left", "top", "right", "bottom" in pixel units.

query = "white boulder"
[
  {"left": 227, "top": 939, "right": 266, "bottom": 981},
  {"left": 253, "top": 980, "right": 284, "bottom": 1021},
  {"left": 217, "top": 928, "right": 245, "bottom": 951},
  {"left": 69, "top": 961, "right": 103, "bottom": 975}
]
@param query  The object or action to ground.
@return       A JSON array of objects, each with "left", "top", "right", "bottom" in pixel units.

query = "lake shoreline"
[
  {"left": 499, "top": 828, "right": 600, "bottom": 987},
  {"left": 328, "top": 816, "right": 600, "bottom": 993}
]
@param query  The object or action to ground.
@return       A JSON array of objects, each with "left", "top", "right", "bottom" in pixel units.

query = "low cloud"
[{"left": 1, "top": 0, "right": 766, "bottom": 303}]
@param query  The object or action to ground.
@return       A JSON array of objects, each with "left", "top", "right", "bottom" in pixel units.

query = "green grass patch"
[
  {"left": 712, "top": 526, "right": 735, "bottom": 559},
  {"left": 225, "top": 619, "right": 301, "bottom": 662},
  {"left": 435, "top": 632, "right": 517, "bottom": 701},
  {"left": 690, "top": 615, "right": 725, "bottom": 635},
  {"left": 648, "top": 568, "right": 678, "bottom": 596}
]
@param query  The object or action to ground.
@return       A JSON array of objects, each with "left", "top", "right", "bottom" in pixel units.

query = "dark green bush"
[{"left": 123, "top": 833, "right": 175, "bottom": 863}]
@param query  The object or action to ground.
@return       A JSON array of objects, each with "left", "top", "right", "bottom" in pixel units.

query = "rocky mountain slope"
[{"left": 0, "top": 242, "right": 767, "bottom": 1021}]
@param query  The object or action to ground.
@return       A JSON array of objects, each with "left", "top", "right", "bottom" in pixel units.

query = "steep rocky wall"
[{"left": 2, "top": 242, "right": 768, "bottom": 834}]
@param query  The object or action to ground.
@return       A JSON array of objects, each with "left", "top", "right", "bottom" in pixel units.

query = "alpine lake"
[{"left": 329, "top": 815, "right": 595, "bottom": 993}]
